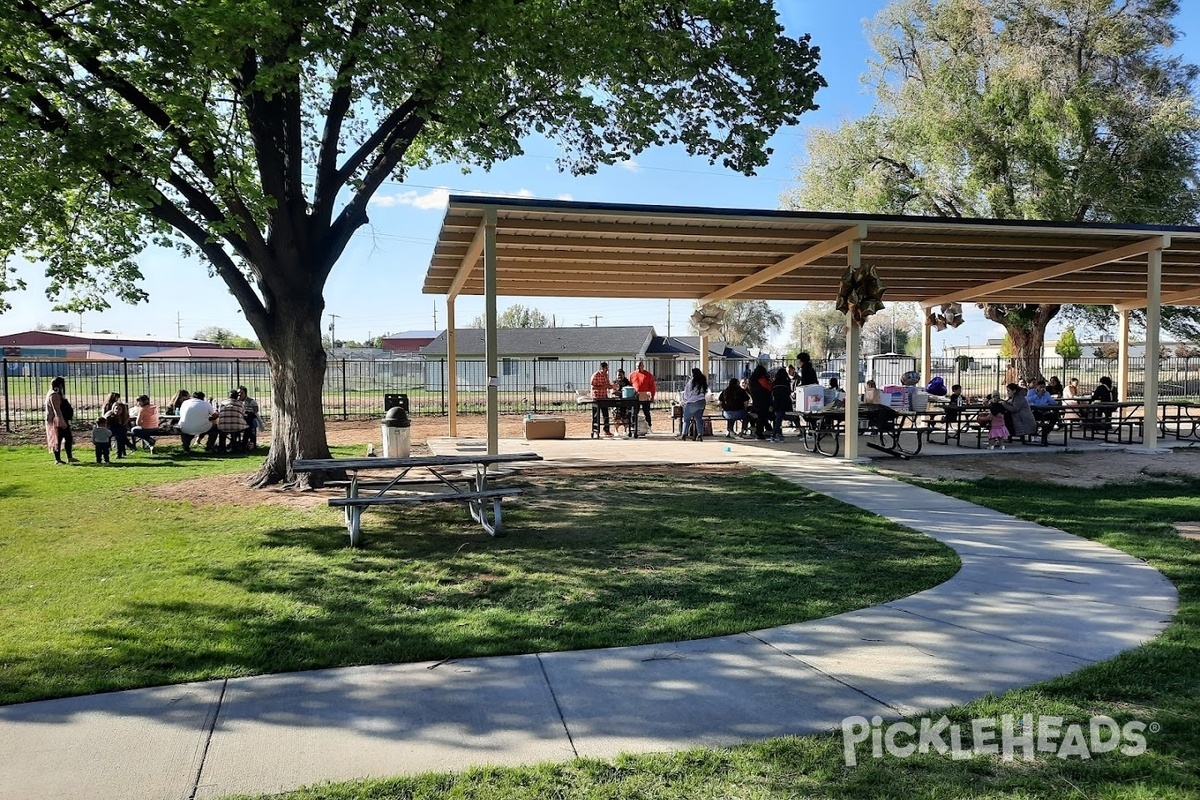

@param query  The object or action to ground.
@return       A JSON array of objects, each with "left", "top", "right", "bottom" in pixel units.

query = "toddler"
[
  {"left": 91, "top": 416, "right": 113, "bottom": 464},
  {"left": 985, "top": 400, "right": 1009, "bottom": 450}
]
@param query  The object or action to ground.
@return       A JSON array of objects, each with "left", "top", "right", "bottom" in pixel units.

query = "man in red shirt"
[
  {"left": 590, "top": 361, "right": 614, "bottom": 437},
  {"left": 629, "top": 360, "right": 657, "bottom": 433}
]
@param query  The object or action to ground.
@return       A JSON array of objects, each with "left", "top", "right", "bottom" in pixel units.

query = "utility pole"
[
  {"left": 176, "top": 312, "right": 182, "bottom": 337},
  {"left": 432, "top": 301, "right": 437, "bottom": 329},
  {"left": 328, "top": 313, "right": 341, "bottom": 350},
  {"left": 666, "top": 300, "right": 672, "bottom": 337},
  {"left": 591, "top": 315, "right": 602, "bottom": 327}
]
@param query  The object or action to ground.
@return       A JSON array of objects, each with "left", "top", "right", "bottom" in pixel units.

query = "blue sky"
[{"left": 6, "top": 2, "right": 1199, "bottom": 352}]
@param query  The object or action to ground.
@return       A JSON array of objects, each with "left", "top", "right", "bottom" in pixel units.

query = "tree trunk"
[
  {"left": 983, "top": 303, "right": 1061, "bottom": 384},
  {"left": 248, "top": 296, "right": 334, "bottom": 489}
]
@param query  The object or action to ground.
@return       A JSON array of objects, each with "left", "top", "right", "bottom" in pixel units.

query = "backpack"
[{"left": 60, "top": 396, "right": 74, "bottom": 422}]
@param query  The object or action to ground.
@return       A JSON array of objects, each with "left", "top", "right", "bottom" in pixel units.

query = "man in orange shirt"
[
  {"left": 590, "top": 361, "right": 614, "bottom": 437},
  {"left": 629, "top": 360, "right": 657, "bottom": 433}
]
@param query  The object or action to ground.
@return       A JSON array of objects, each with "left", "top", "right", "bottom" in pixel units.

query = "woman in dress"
[{"left": 44, "top": 376, "right": 78, "bottom": 464}]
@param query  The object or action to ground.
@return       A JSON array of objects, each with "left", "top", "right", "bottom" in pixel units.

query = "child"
[
  {"left": 985, "top": 400, "right": 1009, "bottom": 450},
  {"left": 91, "top": 417, "right": 113, "bottom": 464}
]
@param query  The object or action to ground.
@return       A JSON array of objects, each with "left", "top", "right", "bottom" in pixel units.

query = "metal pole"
[
  {"left": 341, "top": 359, "right": 348, "bottom": 420},
  {"left": 532, "top": 359, "right": 538, "bottom": 414},
  {"left": 2, "top": 359, "right": 9, "bottom": 432}
]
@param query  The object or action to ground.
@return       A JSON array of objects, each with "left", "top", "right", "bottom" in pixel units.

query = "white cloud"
[
  {"left": 369, "top": 186, "right": 450, "bottom": 210},
  {"left": 556, "top": 193, "right": 574, "bottom": 201},
  {"left": 618, "top": 159, "right": 641, "bottom": 172}
]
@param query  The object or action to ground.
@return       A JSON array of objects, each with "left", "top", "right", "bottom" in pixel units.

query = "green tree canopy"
[
  {"left": 0, "top": 1, "right": 824, "bottom": 485},
  {"left": 783, "top": 0, "right": 1200, "bottom": 380},
  {"left": 1055, "top": 326, "right": 1083, "bottom": 360},
  {"left": 784, "top": 302, "right": 846, "bottom": 361},
  {"left": 194, "top": 326, "right": 260, "bottom": 350},
  {"left": 470, "top": 304, "right": 549, "bottom": 329}
]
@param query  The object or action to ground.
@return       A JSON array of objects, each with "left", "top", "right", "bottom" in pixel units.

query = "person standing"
[
  {"left": 748, "top": 363, "right": 773, "bottom": 440},
  {"left": 629, "top": 360, "right": 657, "bottom": 433},
  {"left": 91, "top": 417, "right": 113, "bottom": 464},
  {"left": 770, "top": 367, "right": 794, "bottom": 442},
  {"left": 796, "top": 352, "right": 819, "bottom": 386},
  {"left": 177, "top": 391, "right": 216, "bottom": 453},
  {"left": 678, "top": 367, "right": 708, "bottom": 441},
  {"left": 44, "top": 376, "right": 79, "bottom": 464},
  {"left": 589, "top": 361, "right": 615, "bottom": 437}
]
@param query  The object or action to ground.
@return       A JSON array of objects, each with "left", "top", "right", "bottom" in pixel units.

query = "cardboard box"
[{"left": 524, "top": 416, "right": 566, "bottom": 440}]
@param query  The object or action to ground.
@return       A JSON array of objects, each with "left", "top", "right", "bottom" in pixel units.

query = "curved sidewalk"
[{"left": 0, "top": 448, "right": 1177, "bottom": 800}]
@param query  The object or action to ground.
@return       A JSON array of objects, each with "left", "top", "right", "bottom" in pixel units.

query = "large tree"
[
  {"left": 784, "top": 0, "right": 1200, "bottom": 380},
  {"left": 0, "top": 1, "right": 824, "bottom": 486},
  {"left": 689, "top": 300, "right": 784, "bottom": 350}
]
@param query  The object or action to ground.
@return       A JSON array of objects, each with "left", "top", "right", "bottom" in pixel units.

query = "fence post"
[
  {"left": 532, "top": 359, "right": 538, "bottom": 413},
  {"left": 440, "top": 358, "right": 446, "bottom": 415},
  {"left": 341, "top": 359, "right": 348, "bottom": 420},
  {"left": 2, "top": 358, "right": 9, "bottom": 432},
  {"left": 122, "top": 359, "right": 130, "bottom": 404}
]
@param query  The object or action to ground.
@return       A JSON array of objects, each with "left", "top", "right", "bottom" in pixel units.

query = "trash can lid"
[{"left": 382, "top": 406, "right": 411, "bottom": 426}]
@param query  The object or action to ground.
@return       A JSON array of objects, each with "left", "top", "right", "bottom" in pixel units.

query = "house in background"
[
  {"left": 381, "top": 330, "right": 439, "bottom": 353},
  {"left": 419, "top": 326, "right": 756, "bottom": 392},
  {"left": 0, "top": 329, "right": 205, "bottom": 360}
]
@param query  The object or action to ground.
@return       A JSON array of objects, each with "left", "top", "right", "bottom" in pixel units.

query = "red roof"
[{"left": 140, "top": 347, "right": 267, "bottom": 360}]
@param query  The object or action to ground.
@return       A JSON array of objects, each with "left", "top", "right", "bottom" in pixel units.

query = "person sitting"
[
  {"left": 748, "top": 364, "right": 773, "bottom": 440},
  {"left": 1085, "top": 376, "right": 1116, "bottom": 430},
  {"left": 1026, "top": 379, "right": 1061, "bottom": 441},
  {"left": 1046, "top": 376, "right": 1064, "bottom": 398},
  {"left": 164, "top": 389, "right": 191, "bottom": 417},
  {"left": 237, "top": 386, "right": 261, "bottom": 449},
  {"left": 823, "top": 376, "right": 845, "bottom": 407},
  {"left": 129, "top": 395, "right": 162, "bottom": 452},
  {"left": 1000, "top": 383, "right": 1038, "bottom": 443},
  {"left": 718, "top": 377, "right": 750, "bottom": 438},
  {"left": 943, "top": 383, "right": 967, "bottom": 423},
  {"left": 177, "top": 391, "right": 216, "bottom": 453},
  {"left": 862, "top": 379, "right": 883, "bottom": 405},
  {"left": 213, "top": 389, "right": 247, "bottom": 452}
]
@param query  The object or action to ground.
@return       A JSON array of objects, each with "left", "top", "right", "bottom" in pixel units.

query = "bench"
[{"left": 787, "top": 406, "right": 926, "bottom": 459}]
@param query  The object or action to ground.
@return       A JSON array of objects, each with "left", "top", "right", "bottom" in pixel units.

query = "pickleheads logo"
[{"left": 841, "top": 714, "right": 1152, "bottom": 766}]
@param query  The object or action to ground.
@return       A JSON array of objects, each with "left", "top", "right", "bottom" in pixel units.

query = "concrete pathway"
[{"left": 0, "top": 439, "right": 1177, "bottom": 800}]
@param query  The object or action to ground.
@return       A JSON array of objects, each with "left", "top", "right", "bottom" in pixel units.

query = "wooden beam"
[
  {"left": 447, "top": 221, "right": 487, "bottom": 300},
  {"left": 699, "top": 224, "right": 867, "bottom": 304},
  {"left": 923, "top": 236, "right": 1171, "bottom": 308}
]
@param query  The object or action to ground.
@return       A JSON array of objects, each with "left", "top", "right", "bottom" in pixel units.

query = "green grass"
[
  {"left": 0, "top": 447, "right": 956, "bottom": 705},
  {"left": 223, "top": 474, "right": 1200, "bottom": 800}
]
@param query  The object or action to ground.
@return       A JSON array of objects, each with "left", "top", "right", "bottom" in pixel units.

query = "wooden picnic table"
[
  {"left": 795, "top": 403, "right": 925, "bottom": 459},
  {"left": 292, "top": 453, "right": 543, "bottom": 546}
]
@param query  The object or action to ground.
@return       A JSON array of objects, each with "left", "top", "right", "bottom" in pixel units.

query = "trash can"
[
  {"left": 384, "top": 393, "right": 409, "bottom": 413},
  {"left": 381, "top": 405, "right": 411, "bottom": 458}
]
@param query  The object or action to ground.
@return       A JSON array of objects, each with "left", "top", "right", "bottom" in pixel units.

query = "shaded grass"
[
  {"left": 226, "top": 474, "right": 1200, "bottom": 800},
  {"left": 0, "top": 448, "right": 956, "bottom": 705}
]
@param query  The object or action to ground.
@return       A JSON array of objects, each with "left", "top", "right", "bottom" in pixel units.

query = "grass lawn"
[
  {"left": 0, "top": 446, "right": 956, "bottom": 705},
  {"left": 223, "top": 474, "right": 1200, "bottom": 800}
]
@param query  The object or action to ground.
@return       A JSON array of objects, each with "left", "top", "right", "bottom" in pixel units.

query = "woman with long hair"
[
  {"left": 770, "top": 367, "right": 794, "bottom": 442},
  {"left": 747, "top": 363, "right": 773, "bottom": 440},
  {"left": 102, "top": 391, "right": 132, "bottom": 458},
  {"left": 44, "top": 376, "right": 78, "bottom": 464},
  {"left": 679, "top": 367, "right": 709, "bottom": 441}
]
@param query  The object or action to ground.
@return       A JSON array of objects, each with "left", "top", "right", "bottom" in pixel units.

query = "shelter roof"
[{"left": 423, "top": 196, "right": 1200, "bottom": 310}]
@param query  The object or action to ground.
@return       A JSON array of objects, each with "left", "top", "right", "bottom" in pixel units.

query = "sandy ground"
[{"left": 10, "top": 413, "right": 1200, "bottom": 509}]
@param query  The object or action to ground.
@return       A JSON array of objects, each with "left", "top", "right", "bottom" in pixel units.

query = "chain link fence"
[{"left": 5, "top": 355, "right": 1197, "bottom": 431}]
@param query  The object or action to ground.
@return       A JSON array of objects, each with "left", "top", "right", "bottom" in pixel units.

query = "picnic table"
[
  {"left": 795, "top": 403, "right": 925, "bottom": 459},
  {"left": 292, "top": 453, "right": 543, "bottom": 546},
  {"left": 577, "top": 396, "right": 643, "bottom": 438}
]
